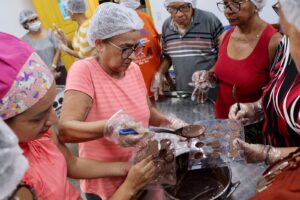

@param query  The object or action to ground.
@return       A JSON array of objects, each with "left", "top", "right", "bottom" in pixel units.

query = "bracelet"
[
  {"left": 51, "top": 64, "right": 57, "bottom": 69},
  {"left": 252, "top": 101, "right": 263, "bottom": 113},
  {"left": 264, "top": 145, "right": 272, "bottom": 165}
]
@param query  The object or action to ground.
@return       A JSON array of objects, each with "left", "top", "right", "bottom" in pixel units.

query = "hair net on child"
[
  {"left": 0, "top": 32, "right": 54, "bottom": 120},
  {"left": 279, "top": 0, "right": 300, "bottom": 32},
  {"left": 0, "top": 120, "right": 28, "bottom": 200},
  {"left": 120, "top": 0, "right": 141, "bottom": 10},
  {"left": 87, "top": 2, "right": 144, "bottom": 47},
  {"left": 19, "top": 9, "right": 38, "bottom": 24},
  {"left": 164, "top": 0, "right": 196, "bottom": 8},
  {"left": 250, "top": 0, "right": 267, "bottom": 11},
  {"left": 67, "top": 0, "right": 87, "bottom": 13}
]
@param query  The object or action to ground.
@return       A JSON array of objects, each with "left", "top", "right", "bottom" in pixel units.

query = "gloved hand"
[
  {"left": 105, "top": 110, "right": 152, "bottom": 147},
  {"left": 53, "top": 24, "right": 68, "bottom": 45},
  {"left": 228, "top": 101, "right": 263, "bottom": 126},
  {"left": 160, "top": 114, "right": 189, "bottom": 130},
  {"left": 150, "top": 72, "right": 164, "bottom": 101},
  {"left": 123, "top": 155, "right": 156, "bottom": 193},
  {"left": 233, "top": 138, "right": 281, "bottom": 164},
  {"left": 190, "top": 70, "right": 217, "bottom": 104}
]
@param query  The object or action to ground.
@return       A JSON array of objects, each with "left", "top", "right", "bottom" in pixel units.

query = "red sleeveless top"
[{"left": 214, "top": 24, "right": 278, "bottom": 118}]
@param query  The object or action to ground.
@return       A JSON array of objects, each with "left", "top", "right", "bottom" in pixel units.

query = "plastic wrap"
[
  {"left": 188, "top": 119, "right": 246, "bottom": 170},
  {"left": 190, "top": 70, "right": 217, "bottom": 104},
  {"left": 133, "top": 133, "right": 178, "bottom": 186},
  {"left": 105, "top": 110, "right": 153, "bottom": 147}
]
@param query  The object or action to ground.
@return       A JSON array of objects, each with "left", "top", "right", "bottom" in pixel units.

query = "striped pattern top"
[
  {"left": 162, "top": 8, "right": 224, "bottom": 91},
  {"left": 72, "top": 19, "right": 96, "bottom": 58},
  {"left": 262, "top": 36, "right": 300, "bottom": 147},
  {"left": 65, "top": 57, "right": 150, "bottom": 199}
]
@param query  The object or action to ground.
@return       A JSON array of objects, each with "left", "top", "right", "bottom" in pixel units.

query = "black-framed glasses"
[
  {"left": 217, "top": 0, "right": 250, "bottom": 13},
  {"left": 256, "top": 148, "right": 300, "bottom": 192},
  {"left": 9, "top": 183, "right": 38, "bottom": 200},
  {"left": 166, "top": 3, "right": 192, "bottom": 14},
  {"left": 108, "top": 41, "right": 144, "bottom": 59},
  {"left": 25, "top": 17, "right": 39, "bottom": 24},
  {"left": 272, "top": 2, "right": 279, "bottom": 15}
]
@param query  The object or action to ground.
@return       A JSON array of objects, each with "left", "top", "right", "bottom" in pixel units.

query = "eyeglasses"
[
  {"left": 108, "top": 41, "right": 144, "bottom": 59},
  {"left": 9, "top": 183, "right": 38, "bottom": 200},
  {"left": 272, "top": 2, "right": 279, "bottom": 15},
  {"left": 167, "top": 4, "right": 192, "bottom": 14},
  {"left": 25, "top": 17, "right": 39, "bottom": 24},
  {"left": 217, "top": 0, "right": 250, "bottom": 13},
  {"left": 256, "top": 148, "right": 300, "bottom": 192}
]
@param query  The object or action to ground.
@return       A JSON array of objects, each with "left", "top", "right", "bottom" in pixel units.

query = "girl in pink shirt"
[{"left": 0, "top": 32, "right": 156, "bottom": 200}]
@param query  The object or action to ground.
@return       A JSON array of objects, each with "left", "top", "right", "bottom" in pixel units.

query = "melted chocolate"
[{"left": 181, "top": 125, "right": 206, "bottom": 138}]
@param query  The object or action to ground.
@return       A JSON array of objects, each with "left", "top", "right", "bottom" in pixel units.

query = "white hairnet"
[
  {"left": 67, "top": 0, "right": 87, "bottom": 13},
  {"left": 164, "top": 0, "right": 196, "bottom": 8},
  {"left": 280, "top": 0, "right": 300, "bottom": 32},
  {"left": 0, "top": 120, "right": 28, "bottom": 200},
  {"left": 250, "top": 0, "right": 267, "bottom": 11},
  {"left": 87, "top": 3, "right": 144, "bottom": 47},
  {"left": 19, "top": 9, "right": 38, "bottom": 24},
  {"left": 120, "top": 0, "right": 141, "bottom": 10}
]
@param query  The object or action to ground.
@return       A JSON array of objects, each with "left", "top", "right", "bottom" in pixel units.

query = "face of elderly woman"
[
  {"left": 96, "top": 30, "right": 142, "bottom": 76},
  {"left": 5, "top": 84, "right": 56, "bottom": 143},
  {"left": 279, "top": 5, "right": 300, "bottom": 72},
  {"left": 223, "top": 0, "right": 257, "bottom": 26}
]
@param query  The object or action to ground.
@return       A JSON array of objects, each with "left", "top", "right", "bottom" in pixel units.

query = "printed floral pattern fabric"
[{"left": 0, "top": 53, "right": 53, "bottom": 120}]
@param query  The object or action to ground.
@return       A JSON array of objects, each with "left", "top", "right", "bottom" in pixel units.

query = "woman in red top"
[
  {"left": 230, "top": 1, "right": 300, "bottom": 198},
  {"left": 213, "top": 0, "right": 282, "bottom": 119}
]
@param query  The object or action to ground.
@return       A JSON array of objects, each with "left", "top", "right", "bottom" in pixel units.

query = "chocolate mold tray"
[{"left": 188, "top": 119, "right": 245, "bottom": 170}]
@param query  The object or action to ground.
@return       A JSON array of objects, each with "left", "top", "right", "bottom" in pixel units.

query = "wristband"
[
  {"left": 51, "top": 64, "right": 57, "bottom": 69},
  {"left": 264, "top": 145, "right": 272, "bottom": 165}
]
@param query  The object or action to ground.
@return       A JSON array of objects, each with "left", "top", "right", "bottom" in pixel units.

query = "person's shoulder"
[
  {"left": 129, "top": 61, "right": 140, "bottom": 70},
  {"left": 194, "top": 8, "right": 220, "bottom": 21},
  {"left": 137, "top": 11, "right": 149, "bottom": 19},
  {"left": 21, "top": 33, "right": 29, "bottom": 41},
  {"left": 82, "top": 19, "right": 91, "bottom": 28},
  {"left": 69, "top": 57, "right": 96, "bottom": 72},
  {"left": 162, "top": 16, "right": 172, "bottom": 27}
]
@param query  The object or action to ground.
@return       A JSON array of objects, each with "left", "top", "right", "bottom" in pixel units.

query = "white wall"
[
  {"left": 0, "top": 0, "right": 35, "bottom": 38},
  {"left": 149, "top": 0, "right": 279, "bottom": 34}
]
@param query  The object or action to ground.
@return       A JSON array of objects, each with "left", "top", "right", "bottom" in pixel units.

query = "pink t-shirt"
[
  {"left": 65, "top": 57, "right": 150, "bottom": 199},
  {"left": 20, "top": 131, "right": 82, "bottom": 200}
]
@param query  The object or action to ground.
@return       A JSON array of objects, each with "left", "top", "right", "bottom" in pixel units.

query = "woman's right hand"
[
  {"left": 124, "top": 156, "right": 156, "bottom": 193},
  {"left": 228, "top": 103, "right": 257, "bottom": 125},
  {"left": 53, "top": 24, "right": 68, "bottom": 45}
]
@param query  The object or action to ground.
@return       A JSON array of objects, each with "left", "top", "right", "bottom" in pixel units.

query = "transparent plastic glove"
[
  {"left": 105, "top": 110, "right": 152, "bottom": 147},
  {"left": 190, "top": 70, "right": 217, "bottom": 104},
  {"left": 233, "top": 138, "right": 281, "bottom": 164},
  {"left": 191, "top": 70, "right": 217, "bottom": 87},
  {"left": 150, "top": 72, "right": 164, "bottom": 101},
  {"left": 228, "top": 102, "right": 263, "bottom": 126},
  {"left": 161, "top": 114, "right": 189, "bottom": 130},
  {"left": 124, "top": 155, "right": 156, "bottom": 192},
  {"left": 53, "top": 24, "right": 68, "bottom": 45},
  {"left": 153, "top": 132, "right": 189, "bottom": 156}
]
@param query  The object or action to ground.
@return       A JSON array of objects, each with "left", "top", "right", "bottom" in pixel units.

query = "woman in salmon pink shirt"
[{"left": 59, "top": 3, "right": 187, "bottom": 200}]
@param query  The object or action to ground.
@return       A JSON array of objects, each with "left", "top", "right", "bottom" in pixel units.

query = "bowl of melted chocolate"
[{"left": 164, "top": 153, "right": 238, "bottom": 200}]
